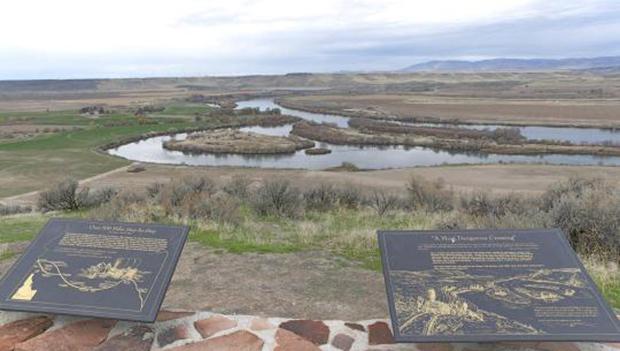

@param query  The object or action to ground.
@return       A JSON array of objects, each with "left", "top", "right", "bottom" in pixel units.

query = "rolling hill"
[{"left": 402, "top": 56, "right": 620, "bottom": 72}]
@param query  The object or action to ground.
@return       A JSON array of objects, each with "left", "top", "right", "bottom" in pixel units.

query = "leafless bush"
[
  {"left": 434, "top": 212, "right": 467, "bottom": 230},
  {"left": 369, "top": 190, "right": 400, "bottom": 217},
  {"left": 180, "top": 175, "right": 215, "bottom": 194},
  {"left": 37, "top": 179, "right": 117, "bottom": 212},
  {"left": 548, "top": 183, "right": 620, "bottom": 257},
  {"left": 406, "top": 176, "right": 454, "bottom": 212},
  {"left": 492, "top": 127, "right": 525, "bottom": 144},
  {"left": 335, "top": 185, "right": 364, "bottom": 209},
  {"left": 460, "top": 192, "right": 530, "bottom": 218},
  {"left": 38, "top": 178, "right": 82, "bottom": 212},
  {"left": 159, "top": 176, "right": 215, "bottom": 216},
  {"left": 540, "top": 177, "right": 603, "bottom": 211},
  {"left": 0, "top": 204, "right": 32, "bottom": 216},
  {"left": 146, "top": 182, "right": 165, "bottom": 198},
  {"left": 81, "top": 187, "right": 118, "bottom": 208},
  {"left": 196, "top": 193, "right": 241, "bottom": 225},
  {"left": 252, "top": 179, "right": 302, "bottom": 218},
  {"left": 94, "top": 192, "right": 148, "bottom": 221},
  {"left": 223, "top": 175, "right": 252, "bottom": 200},
  {"left": 303, "top": 184, "right": 337, "bottom": 211},
  {"left": 460, "top": 192, "right": 493, "bottom": 217}
]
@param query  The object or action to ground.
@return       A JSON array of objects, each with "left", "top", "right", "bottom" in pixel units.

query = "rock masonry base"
[{"left": 0, "top": 310, "right": 619, "bottom": 351}]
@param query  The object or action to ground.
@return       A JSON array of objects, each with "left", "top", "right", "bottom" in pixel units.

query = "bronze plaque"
[
  {"left": 0, "top": 218, "right": 188, "bottom": 322},
  {"left": 378, "top": 229, "right": 620, "bottom": 342}
]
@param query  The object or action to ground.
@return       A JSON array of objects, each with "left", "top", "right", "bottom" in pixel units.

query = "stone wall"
[{"left": 0, "top": 310, "right": 619, "bottom": 351}]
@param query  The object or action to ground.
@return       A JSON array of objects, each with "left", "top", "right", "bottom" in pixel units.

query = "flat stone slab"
[
  {"left": 0, "top": 316, "right": 52, "bottom": 351},
  {"left": 168, "top": 330, "right": 263, "bottom": 351},
  {"left": 278, "top": 320, "right": 329, "bottom": 345},
  {"left": 92, "top": 325, "right": 153, "bottom": 351},
  {"left": 14, "top": 319, "right": 116, "bottom": 351},
  {"left": 194, "top": 315, "right": 237, "bottom": 338}
]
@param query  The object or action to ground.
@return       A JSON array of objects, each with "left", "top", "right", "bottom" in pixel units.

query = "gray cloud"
[{"left": 1, "top": 0, "right": 619, "bottom": 79}]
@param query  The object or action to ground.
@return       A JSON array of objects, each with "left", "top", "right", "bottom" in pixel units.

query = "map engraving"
[
  {"left": 379, "top": 229, "right": 620, "bottom": 342},
  {"left": 0, "top": 219, "right": 188, "bottom": 322}
]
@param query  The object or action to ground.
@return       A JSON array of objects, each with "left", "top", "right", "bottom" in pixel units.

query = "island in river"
[{"left": 163, "top": 128, "right": 314, "bottom": 155}]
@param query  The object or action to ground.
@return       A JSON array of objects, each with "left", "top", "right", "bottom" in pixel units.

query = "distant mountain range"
[{"left": 401, "top": 56, "right": 620, "bottom": 72}]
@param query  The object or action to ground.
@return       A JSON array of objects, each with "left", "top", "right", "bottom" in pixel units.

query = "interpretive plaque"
[
  {"left": 378, "top": 229, "right": 620, "bottom": 342},
  {"left": 0, "top": 218, "right": 188, "bottom": 322}
]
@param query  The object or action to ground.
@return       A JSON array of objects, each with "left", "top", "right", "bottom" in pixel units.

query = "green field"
[
  {"left": 150, "top": 102, "right": 217, "bottom": 117},
  {"left": 0, "top": 104, "right": 219, "bottom": 197}
]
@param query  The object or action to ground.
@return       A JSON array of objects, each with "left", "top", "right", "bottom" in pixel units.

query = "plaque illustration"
[
  {"left": 0, "top": 219, "right": 189, "bottom": 322},
  {"left": 379, "top": 229, "right": 620, "bottom": 342},
  {"left": 392, "top": 267, "right": 590, "bottom": 337},
  {"left": 11, "top": 274, "right": 37, "bottom": 301},
  {"left": 12, "top": 258, "right": 151, "bottom": 310}
]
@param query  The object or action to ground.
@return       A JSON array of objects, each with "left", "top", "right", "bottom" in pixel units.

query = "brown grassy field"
[
  {"left": 2, "top": 70, "right": 620, "bottom": 115},
  {"left": 279, "top": 94, "right": 620, "bottom": 128}
]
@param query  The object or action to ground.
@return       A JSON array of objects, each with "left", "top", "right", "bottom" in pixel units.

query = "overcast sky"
[{"left": 1, "top": 0, "right": 619, "bottom": 79}]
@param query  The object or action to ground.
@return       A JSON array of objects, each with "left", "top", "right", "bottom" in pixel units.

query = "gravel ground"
[{"left": 0, "top": 242, "right": 388, "bottom": 320}]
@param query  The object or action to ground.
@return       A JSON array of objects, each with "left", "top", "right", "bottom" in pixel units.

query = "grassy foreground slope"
[
  {"left": 1, "top": 175, "right": 618, "bottom": 308},
  {"left": 1, "top": 209, "right": 618, "bottom": 309}
]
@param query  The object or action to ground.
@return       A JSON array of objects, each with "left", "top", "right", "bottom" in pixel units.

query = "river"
[{"left": 107, "top": 98, "right": 620, "bottom": 169}]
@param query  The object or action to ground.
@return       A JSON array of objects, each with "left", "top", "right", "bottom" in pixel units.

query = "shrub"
[
  {"left": 146, "top": 182, "right": 165, "bottom": 198},
  {"left": 80, "top": 187, "right": 118, "bottom": 208},
  {"left": 369, "top": 190, "right": 400, "bottom": 217},
  {"left": 38, "top": 178, "right": 83, "bottom": 212},
  {"left": 469, "top": 208, "right": 550, "bottom": 230},
  {"left": 406, "top": 176, "right": 454, "bottom": 212},
  {"left": 492, "top": 127, "right": 524, "bottom": 143},
  {"left": 548, "top": 184, "right": 620, "bottom": 258},
  {"left": 93, "top": 192, "right": 148, "bottom": 221},
  {"left": 223, "top": 175, "right": 252, "bottom": 200},
  {"left": 252, "top": 179, "right": 302, "bottom": 218},
  {"left": 37, "top": 179, "right": 116, "bottom": 212},
  {"left": 492, "top": 193, "right": 530, "bottom": 217},
  {"left": 433, "top": 212, "right": 467, "bottom": 230},
  {"left": 335, "top": 185, "right": 363, "bottom": 209},
  {"left": 196, "top": 193, "right": 241, "bottom": 225},
  {"left": 159, "top": 176, "right": 215, "bottom": 216},
  {"left": 0, "top": 204, "right": 32, "bottom": 216},
  {"left": 339, "top": 162, "right": 360, "bottom": 171},
  {"left": 540, "top": 177, "right": 603, "bottom": 211},
  {"left": 460, "top": 192, "right": 493, "bottom": 217},
  {"left": 303, "top": 184, "right": 337, "bottom": 211},
  {"left": 460, "top": 192, "right": 529, "bottom": 218},
  {"left": 180, "top": 175, "right": 215, "bottom": 194}
]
